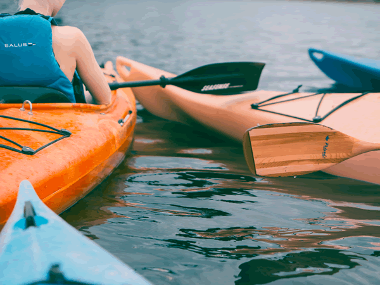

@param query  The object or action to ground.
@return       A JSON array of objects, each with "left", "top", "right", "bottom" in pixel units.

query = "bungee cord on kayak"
[
  {"left": 0, "top": 113, "right": 71, "bottom": 155},
  {"left": 251, "top": 87, "right": 370, "bottom": 123}
]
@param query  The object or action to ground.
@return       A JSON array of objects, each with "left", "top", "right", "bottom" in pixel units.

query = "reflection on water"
[
  {"left": 62, "top": 152, "right": 380, "bottom": 284},
  {"left": 129, "top": 156, "right": 227, "bottom": 170},
  {"left": 236, "top": 249, "right": 364, "bottom": 284},
  {"left": 2, "top": 0, "right": 380, "bottom": 284}
]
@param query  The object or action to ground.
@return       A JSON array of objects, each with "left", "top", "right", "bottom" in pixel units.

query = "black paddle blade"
[{"left": 169, "top": 62, "right": 265, "bottom": 95}]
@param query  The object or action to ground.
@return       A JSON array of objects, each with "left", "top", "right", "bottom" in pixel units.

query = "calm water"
[{"left": 2, "top": 0, "right": 380, "bottom": 284}]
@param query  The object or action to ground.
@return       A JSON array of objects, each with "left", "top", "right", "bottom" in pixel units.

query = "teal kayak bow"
[
  {"left": 0, "top": 180, "right": 153, "bottom": 285},
  {"left": 309, "top": 48, "right": 380, "bottom": 91}
]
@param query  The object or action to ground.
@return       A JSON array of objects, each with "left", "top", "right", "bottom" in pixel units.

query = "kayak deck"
[
  {"left": 0, "top": 65, "right": 136, "bottom": 226},
  {"left": 0, "top": 180, "right": 152, "bottom": 285},
  {"left": 116, "top": 57, "right": 380, "bottom": 185}
]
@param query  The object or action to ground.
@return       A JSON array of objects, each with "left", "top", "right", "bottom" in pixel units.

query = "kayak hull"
[
  {"left": 0, "top": 180, "right": 152, "bottom": 285},
  {"left": 309, "top": 48, "right": 380, "bottom": 90},
  {"left": 116, "top": 57, "right": 380, "bottom": 185},
  {"left": 0, "top": 64, "right": 136, "bottom": 226}
]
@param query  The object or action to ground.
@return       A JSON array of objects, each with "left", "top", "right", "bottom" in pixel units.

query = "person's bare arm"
[{"left": 73, "top": 28, "right": 111, "bottom": 105}]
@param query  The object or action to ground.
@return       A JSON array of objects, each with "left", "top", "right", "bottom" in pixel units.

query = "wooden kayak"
[
  {"left": 0, "top": 180, "right": 152, "bottom": 285},
  {"left": 0, "top": 60, "right": 136, "bottom": 226},
  {"left": 116, "top": 56, "right": 380, "bottom": 185}
]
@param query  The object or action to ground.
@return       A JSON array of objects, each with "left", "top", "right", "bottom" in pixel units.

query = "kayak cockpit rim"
[{"left": 0, "top": 90, "right": 119, "bottom": 112}]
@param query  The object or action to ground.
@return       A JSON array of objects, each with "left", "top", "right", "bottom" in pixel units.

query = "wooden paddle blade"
[
  {"left": 243, "top": 122, "right": 378, "bottom": 177},
  {"left": 171, "top": 62, "right": 265, "bottom": 95}
]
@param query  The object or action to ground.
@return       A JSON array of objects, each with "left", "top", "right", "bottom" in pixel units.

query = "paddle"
[
  {"left": 242, "top": 122, "right": 379, "bottom": 177},
  {"left": 108, "top": 62, "right": 265, "bottom": 95}
]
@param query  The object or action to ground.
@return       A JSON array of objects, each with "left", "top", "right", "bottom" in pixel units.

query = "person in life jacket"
[{"left": 0, "top": 0, "right": 111, "bottom": 105}]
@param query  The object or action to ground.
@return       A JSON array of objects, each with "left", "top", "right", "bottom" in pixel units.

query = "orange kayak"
[
  {"left": 0, "top": 60, "right": 136, "bottom": 226},
  {"left": 116, "top": 56, "right": 380, "bottom": 185}
]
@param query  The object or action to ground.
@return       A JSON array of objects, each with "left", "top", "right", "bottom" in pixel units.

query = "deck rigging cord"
[
  {"left": 0, "top": 114, "right": 71, "bottom": 155},
  {"left": 251, "top": 85, "right": 370, "bottom": 123}
]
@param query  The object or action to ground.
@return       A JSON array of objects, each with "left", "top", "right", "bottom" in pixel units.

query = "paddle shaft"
[
  {"left": 109, "top": 74, "right": 242, "bottom": 91},
  {"left": 109, "top": 78, "right": 166, "bottom": 90}
]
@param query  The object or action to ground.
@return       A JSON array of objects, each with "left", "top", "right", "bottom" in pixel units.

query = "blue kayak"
[
  {"left": 308, "top": 48, "right": 380, "bottom": 91},
  {"left": 0, "top": 180, "right": 153, "bottom": 285}
]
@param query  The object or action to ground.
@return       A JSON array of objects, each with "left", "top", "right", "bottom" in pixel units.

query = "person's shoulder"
[
  {"left": 52, "top": 25, "right": 85, "bottom": 39},
  {"left": 52, "top": 25, "right": 89, "bottom": 51}
]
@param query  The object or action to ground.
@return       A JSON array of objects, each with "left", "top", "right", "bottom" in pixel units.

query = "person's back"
[{"left": 0, "top": 0, "right": 111, "bottom": 105}]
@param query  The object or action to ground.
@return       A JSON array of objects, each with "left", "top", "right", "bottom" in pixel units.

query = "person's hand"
[{"left": 103, "top": 61, "right": 118, "bottom": 78}]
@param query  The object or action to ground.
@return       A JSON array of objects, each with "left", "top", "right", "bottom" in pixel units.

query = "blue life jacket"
[{"left": 0, "top": 9, "right": 81, "bottom": 103}]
